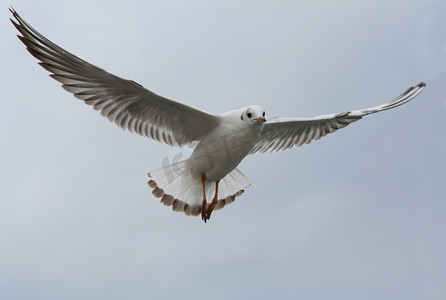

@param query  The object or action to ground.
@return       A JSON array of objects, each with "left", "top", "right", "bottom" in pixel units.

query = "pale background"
[{"left": 1, "top": 1, "right": 445, "bottom": 299}]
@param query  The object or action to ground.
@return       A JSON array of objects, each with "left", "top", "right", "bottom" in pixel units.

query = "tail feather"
[{"left": 147, "top": 159, "right": 251, "bottom": 217}]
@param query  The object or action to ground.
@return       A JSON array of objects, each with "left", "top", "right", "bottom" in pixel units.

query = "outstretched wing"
[
  {"left": 10, "top": 8, "right": 220, "bottom": 148},
  {"left": 250, "top": 82, "right": 426, "bottom": 154}
]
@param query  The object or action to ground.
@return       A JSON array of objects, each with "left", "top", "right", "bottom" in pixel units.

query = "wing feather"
[
  {"left": 250, "top": 82, "right": 426, "bottom": 154},
  {"left": 10, "top": 8, "right": 219, "bottom": 148}
]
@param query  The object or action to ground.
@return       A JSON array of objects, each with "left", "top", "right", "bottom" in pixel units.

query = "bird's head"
[{"left": 240, "top": 105, "right": 266, "bottom": 124}]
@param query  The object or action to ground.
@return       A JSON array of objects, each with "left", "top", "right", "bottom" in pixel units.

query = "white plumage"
[
  {"left": 148, "top": 160, "right": 249, "bottom": 216},
  {"left": 10, "top": 8, "right": 426, "bottom": 222}
]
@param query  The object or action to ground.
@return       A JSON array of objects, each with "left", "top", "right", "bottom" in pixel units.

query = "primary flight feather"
[{"left": 10, "top": 8, "right": 426, "bottom": 222}]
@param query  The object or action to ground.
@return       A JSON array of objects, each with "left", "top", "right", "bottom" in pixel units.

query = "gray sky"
[{"left": 1, "top": 0, "right": 445, "bottom": 299}]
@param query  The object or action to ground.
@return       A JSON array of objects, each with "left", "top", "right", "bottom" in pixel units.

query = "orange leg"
[
  {"left": 201, "top": 173, "right": 207, "bottom": 222},
  {"left": 204, "top": 180, "right": 220, "bottom": 222}
]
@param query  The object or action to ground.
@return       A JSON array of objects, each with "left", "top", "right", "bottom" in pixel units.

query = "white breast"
[{"left": 188, "top": 114, "right": 263, "bottom": 181}]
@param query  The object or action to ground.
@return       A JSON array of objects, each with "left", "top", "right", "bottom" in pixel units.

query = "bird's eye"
[{"left": 247, "top": 112, "right": 252, "bottom": 118}]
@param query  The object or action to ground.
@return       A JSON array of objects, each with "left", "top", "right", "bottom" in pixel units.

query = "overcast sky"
[{"left": 1, "top": 1, "right": 445, "bottom": 299}]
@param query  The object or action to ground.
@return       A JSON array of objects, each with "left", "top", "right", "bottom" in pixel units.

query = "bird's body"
[
  {"left": 148, "top": 106, "right": 265, "bottom": 220},
  {"left": 189, "top": 106, "right": 265, "bottom": 182},
  {"left": 10, "top": 8, "right": 426, "bottom": 222}
]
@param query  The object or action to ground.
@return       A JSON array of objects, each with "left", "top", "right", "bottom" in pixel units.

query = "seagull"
[{"left": 10, "top": 8, "right": 426, "bottom": 222}]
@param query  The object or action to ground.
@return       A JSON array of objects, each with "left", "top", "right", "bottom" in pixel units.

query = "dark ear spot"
[{"left": 241, "top": 114, "right": 244, "bottom": 120}]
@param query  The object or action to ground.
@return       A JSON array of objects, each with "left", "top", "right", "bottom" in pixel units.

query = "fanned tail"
[{"left": 147, "top": 160, "right": 251, "bottom": 217}]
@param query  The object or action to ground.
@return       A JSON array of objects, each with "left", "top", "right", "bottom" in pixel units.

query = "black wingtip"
[
  {"left": 415, "top": 82, "right": 427, "bottom": 94},
  {"left": 9, "top": 7, "right": 20, "bottom": 27},
  {"left": 9, "top": 6, "right": 17, "bottom": 16},
  {"left": 9, "top": 7, "right": 15, "bottom": 18},
  {"left": 403, "top": 82, "right": 426, "bottom": 96}
]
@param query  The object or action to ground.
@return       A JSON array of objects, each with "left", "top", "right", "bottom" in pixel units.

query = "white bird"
[{"left": 10, "top": 8, "right": 426, "bottom": 222}]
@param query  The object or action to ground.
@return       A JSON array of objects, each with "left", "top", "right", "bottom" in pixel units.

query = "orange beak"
[{"left": 256, "top": 116, "right": 266, "bottom": 122}]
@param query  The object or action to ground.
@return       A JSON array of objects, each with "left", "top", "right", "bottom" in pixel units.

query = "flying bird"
[{"left": 10, "top": 8, "right": 426, "bottom": 222}]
